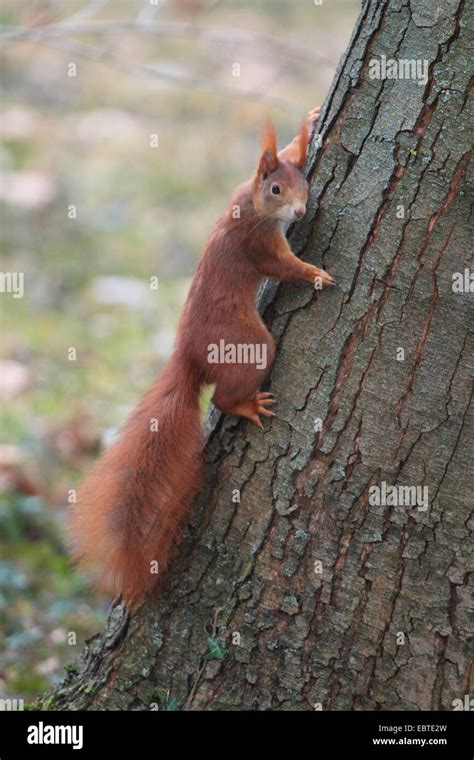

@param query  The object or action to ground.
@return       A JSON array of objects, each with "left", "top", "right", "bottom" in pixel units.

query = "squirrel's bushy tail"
[{"left": 69, "top": 354, "right": 203, "bottom": 607}]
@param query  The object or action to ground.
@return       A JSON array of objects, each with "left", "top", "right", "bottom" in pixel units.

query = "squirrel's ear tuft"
[
  {"left": 256, "top": 117, "right": 278, "bottom": 180},
  {"left": 292, "top": 118, "right": 309, "bottom": 169},
  {"left": 260, "top": 116, "right": 277, "bottom": 157}
]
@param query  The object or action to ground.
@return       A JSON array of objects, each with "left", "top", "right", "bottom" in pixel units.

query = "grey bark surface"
[{"left": 44, "top": 0, "right": 473, "bottom": 711}]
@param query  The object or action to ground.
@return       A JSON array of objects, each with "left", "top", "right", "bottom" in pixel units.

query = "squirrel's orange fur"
[{"left": 69, "top": 107, "right": 334, "bottom": 607}]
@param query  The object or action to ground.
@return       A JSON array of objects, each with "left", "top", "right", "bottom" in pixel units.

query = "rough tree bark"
[{"left": 44, "top": 0, "right": 473, "bottom": 711}]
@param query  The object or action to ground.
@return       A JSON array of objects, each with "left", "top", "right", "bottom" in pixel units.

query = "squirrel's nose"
[{"left": 294, "top": 205, "right": 306, "bottom": 220}]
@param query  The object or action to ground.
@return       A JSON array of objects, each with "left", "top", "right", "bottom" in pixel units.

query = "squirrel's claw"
[
  {"left": 313, "top": 267, "right": 336, "bottom": 287},
  {"left": 307, "top": 107, "right": 321, "bottom": 128},
  {"left": 256, "top": 401, "right": 276, "bottom": 422},
  {"left": 228, "top": 394, "right": 276, "bottom": 428},
  {"left": 251, "top": 392, "right": 277, "bottom": 427},
  {"left": 256, "top": 392, "right": 276, "bottom": 407}
]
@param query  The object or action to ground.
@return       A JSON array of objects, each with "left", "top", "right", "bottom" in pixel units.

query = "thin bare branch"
[
  {"left": 12, "top": 30, "right": 302, "bottom": 110},
  {"left": 0, "top": 19, "right": 334, "bottom": 68},
  {"left": 65, "top": 0, "right": 110, "bottom": 25}
]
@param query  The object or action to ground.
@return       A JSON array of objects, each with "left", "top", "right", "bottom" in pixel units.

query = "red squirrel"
[{"left": 70, "top": 107, "right": 334, "bottom": 607}]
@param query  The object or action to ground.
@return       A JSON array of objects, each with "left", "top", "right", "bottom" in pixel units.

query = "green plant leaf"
[{"left": 203, "top": 636, "right": 225, "bottom": 661}]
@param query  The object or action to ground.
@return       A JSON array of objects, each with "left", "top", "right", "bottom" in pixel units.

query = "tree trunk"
[{"left": 45, "top": 0, "right": 473, "bottom": 711}]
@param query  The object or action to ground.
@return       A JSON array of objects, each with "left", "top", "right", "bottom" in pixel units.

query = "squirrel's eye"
[{"left": 271, "top": 184, "right": 280, "bottom": 195}]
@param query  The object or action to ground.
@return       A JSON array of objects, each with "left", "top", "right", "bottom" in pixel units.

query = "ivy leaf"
[{"left": 202, "top": 636, "right": 225, "bottom": 661}]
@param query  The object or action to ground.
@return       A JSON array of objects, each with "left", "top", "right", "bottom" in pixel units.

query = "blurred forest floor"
[{"left": 0, "top": 0, "right": 357, "bottom": 701}]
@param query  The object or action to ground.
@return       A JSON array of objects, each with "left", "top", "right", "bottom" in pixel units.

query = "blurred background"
[{"left": 0, "top": 0, "right": 358, "bottom": 702}]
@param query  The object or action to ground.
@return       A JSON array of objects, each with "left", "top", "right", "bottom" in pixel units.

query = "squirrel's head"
[{"left": 252, "top": 118, "right": 309, "bottom": 224}]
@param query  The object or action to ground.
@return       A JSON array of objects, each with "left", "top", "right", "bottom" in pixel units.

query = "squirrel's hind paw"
[{"left": 229, "top": 392, "right": 276, "bottom": 428}]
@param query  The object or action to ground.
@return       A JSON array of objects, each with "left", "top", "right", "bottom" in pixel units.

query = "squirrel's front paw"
[
  {"left": 313, "top": 267, "right": 335, "bottom": 288},
  {"left": 307, "top": 107, "right": 321, "bottom": 129}
]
